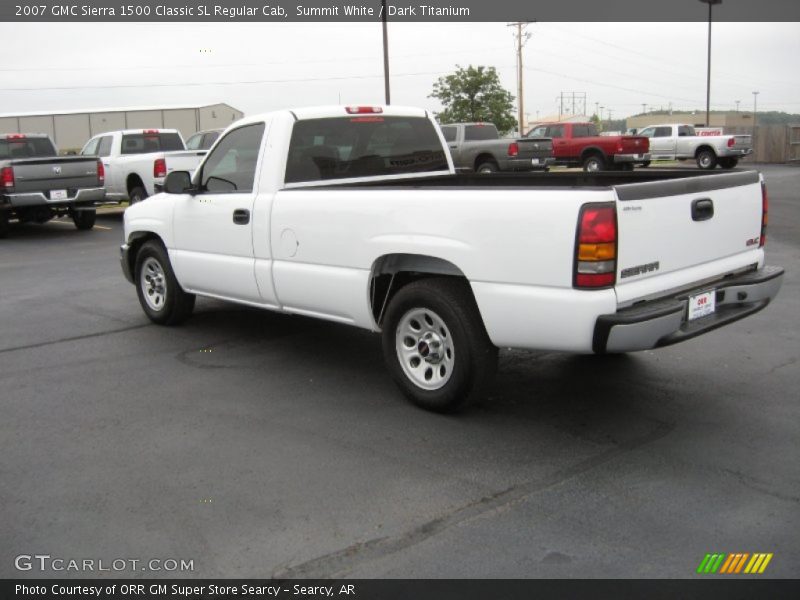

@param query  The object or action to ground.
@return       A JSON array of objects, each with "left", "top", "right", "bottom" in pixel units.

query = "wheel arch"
[
  {"left": 473, "top": 153, "right": 497, "bottom": 170},
  {"left": 694, "top": 144, "right": 716, "bottom": 158},
  {"left": 125, "top": 231, "right": 166, "bottom": 279},
  {"left": 580, "top": 146, "right": 606, "bottom": 161},
  {"left": 126, "top": 173, "right": 145, "bottom": 195},
  {"left": 368, "top": 253, "right": 472, "bottom": 327}
]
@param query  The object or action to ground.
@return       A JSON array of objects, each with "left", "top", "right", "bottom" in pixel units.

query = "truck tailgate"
[
  {"left": 9, "top": 157, "right": 100, "bottom": 193},
  {"left": 516, "top": 138, "right": 553, "bottom": 159},
  {"left": 613, "top": 171, "right": 764, "bottom": 304}
]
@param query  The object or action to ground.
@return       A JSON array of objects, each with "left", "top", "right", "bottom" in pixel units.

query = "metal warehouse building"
[{"left": 0, "top": 103, "right": 244, "bottom": 153}]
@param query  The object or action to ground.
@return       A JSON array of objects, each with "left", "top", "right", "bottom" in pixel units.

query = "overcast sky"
[{"left": 0, "top": 21, "right": 798, "bottom": 120}]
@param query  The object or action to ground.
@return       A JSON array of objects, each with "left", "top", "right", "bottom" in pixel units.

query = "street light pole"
[
  {"left": 698, "top": 0, "right": 722, "bottom": 127},
  {"left": 382, "top": 0, "right": 390, "bottom": 104}
]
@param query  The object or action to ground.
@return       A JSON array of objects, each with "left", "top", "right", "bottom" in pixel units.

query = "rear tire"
[
  {"left": 72, "top": 209, "right": 96, "bottom": 231},
  {"left": 476, "top": 161, "right": 498, "bottom": 174},
  {"left": 0, "top": 211, "right": 10, "bottom": 238},
  {"left": 696, "top": 149, "right": 717, "bottom": 170},
  {"left": 582, "top": 154, "right": 606, "bottom": 172},
  {"left": 718, "top": 157, "right": 739, "bottom": 169},
  {"left": 134, "top": 240, "right": 195, "bottom": 325},
  {"left": 640, "top": 161, "right": 651, "bottom": 168},
  {"left": 381, "top": 278, "right": 498, "bottom": 413},
  {"left": 129, "top": 186, "right": 148, "bottom": 205}
]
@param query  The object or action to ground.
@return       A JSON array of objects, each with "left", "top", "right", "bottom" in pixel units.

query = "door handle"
[
  {"left": 691, "top": 198, "right": 714, "bottom": 221},
  {"left": 232, "top": 208, "right": 250, "bottom": 225}
]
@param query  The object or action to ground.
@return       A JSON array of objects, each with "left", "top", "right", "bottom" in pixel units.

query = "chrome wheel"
[
  {"left": 140, "top": 257, "right": 167, "bottom": 311},
  {"left": 395, "top": 307, "right": 455, "bottom": 390}
]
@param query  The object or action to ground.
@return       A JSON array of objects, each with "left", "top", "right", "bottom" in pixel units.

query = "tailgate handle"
[
  {"left": 691, "top": 198, "right": 714, "bottom": 221},
  {"left": 232, "top": 209, "right": 250, "bottom": 225}
]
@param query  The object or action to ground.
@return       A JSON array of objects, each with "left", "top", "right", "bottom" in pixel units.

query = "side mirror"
[{"left": 164, "top": 170, "right": 194, "bottom": 194}]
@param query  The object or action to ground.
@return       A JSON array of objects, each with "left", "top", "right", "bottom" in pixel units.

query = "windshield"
[{"left": 285, "top": 116, "right": 448, "bottom": 184}]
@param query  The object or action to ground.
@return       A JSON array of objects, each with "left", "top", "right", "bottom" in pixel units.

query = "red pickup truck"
[{"left": 526, "top": 122, "right": 650, "bottom": 172}]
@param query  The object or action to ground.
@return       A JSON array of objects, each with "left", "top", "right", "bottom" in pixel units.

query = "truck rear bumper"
[
  {"left": 593, "top": 265, "right": 784, "bottom": 353},
  {"left": 4, "top": 187, "right": 107, "bottom": 207},
  {"left": 723, "top": 148, "right": 753, "bottom": 157},
  {"left": 614, "top": 153, "right": 651, "bottom": 164},
  {"left": 501, "top": 156, "right": 556, "bottom": 171}
]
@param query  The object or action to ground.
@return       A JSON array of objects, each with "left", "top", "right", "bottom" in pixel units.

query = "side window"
[
  {"left": 639, "top": 128, "right": 655, "bottom": 138},
  {"left": 528, "top": 126, "right": 547, "bottom": 138},
  {"left": 655, "top": 127, "right": 672, "bottom": 137},
  {"left": 185, "top": 133, "right": 202, "bottom": 150},
  {"left": 200, "top": 123, "right": 265, "bottom": 194},
  {"left": 81, "top": 137, "right": 100, "bottom": 156},
  {"left": 203, "top": 131, "right": 220, "bottom": 149},
  {"left": 96, "top": 136, "right": 112, "bottom": 157},
  {"left": 549, "top": 125, "right": 565, "bottom": 139},
  {"left": 572, "top": 125, "right": 589, "bottom": 137},
  {"left": 441, "top": 127, "right": 456, "bottom": 143},
  {"left": 678, "top": 125, "right": 694, "bottom": 137}
]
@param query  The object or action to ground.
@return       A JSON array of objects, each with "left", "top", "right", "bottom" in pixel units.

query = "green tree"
[{"left": 429, "top": 65, "right": 517, "bottom": 134}]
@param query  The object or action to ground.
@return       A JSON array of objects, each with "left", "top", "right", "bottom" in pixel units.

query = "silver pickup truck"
[
  {"left": 440, "top": 123, "right": 554, "bottom": 173},
  {"left": 1, "top": 134, "right": 106, "bottom": 237},
  {"left": 637, "top": 124, "right": 753, "bottom": 170}
]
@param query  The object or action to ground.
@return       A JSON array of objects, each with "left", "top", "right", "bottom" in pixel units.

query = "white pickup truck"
[
  {"left": 120, "top": 105, "right": 783, "bottom": 413},
  {"left": 80, "top": 129, "right": 206, "bottom": 204},
  {"left": 637, "top": 124, "right": 753, "bottom": 170}
]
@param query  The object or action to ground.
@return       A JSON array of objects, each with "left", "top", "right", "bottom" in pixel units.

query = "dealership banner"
[
  {"left": 2, "top": 0, "right": 800, "bottom": 22},
  {"left": 4, "top": 579, "right": 800, "bottom": 599}
]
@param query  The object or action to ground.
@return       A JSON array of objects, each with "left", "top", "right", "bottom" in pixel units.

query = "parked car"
[
  {"left": 120, "top": 105, "right": 782, "bottom": 413},
  {"left": 439, "top": 122, "right": 553, "bottom": 173},
  {"left": 185, "top": 128, "right": 223, "bottom": 151},
  {"left": 526, "top": 122, "right": 650, "bottom": 171},
  {"left": 636, "top": 124, "right": 752, "bottom": 169},
  {"left": 80, "top": 129, "right": 207, "bottom": 204},
  {"left": 0, "top": 133, "right": 106, "bottom": 237}
]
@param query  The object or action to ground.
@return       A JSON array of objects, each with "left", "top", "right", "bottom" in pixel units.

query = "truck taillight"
[
  {"left": 1, "top": 166, "right": 14, "bottom": 189},
  {"left": 574, "top": 203, "right": 617, "bottom": 289},
  {"left": 507, "top": 142, "right": 519, "bottom": 157},
  {"left": 760, "top": 180, "right": 768, "bottom": 247},
  {"left": 345, "top": 106, "right": 382, "bottom": 114},
  {"left": 153, "top": 158, "right": 167, "bottom": 179},
  {"left": 617, "top": 143, "right": 624, "bottom": 153},
  {"left": 97, "top": 159, "right": 105, "bottom": 185},
  {"left": 727, "top": 137, "right": 735, "bottom": 148}
]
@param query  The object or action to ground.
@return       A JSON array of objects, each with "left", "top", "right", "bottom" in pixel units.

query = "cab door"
[{"left": 171, "top": 122, "right": 272, "bottom": 304}]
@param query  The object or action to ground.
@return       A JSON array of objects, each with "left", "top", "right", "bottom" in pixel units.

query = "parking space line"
[{"left": 48, "top": 220, "right": 112, "bottom": 230}]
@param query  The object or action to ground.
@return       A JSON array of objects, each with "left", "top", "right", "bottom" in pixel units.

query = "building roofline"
[{"left": 0, "top": 103, "right": 240, "bottom": 119}]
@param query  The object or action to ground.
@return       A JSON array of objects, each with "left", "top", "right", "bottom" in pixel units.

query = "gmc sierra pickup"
[
  {"left": 121, "top": 105, "right": 783, "bottom": 413},
  {"left": 1, "top": 133, "right": 105, "bottom": 237},
  {"left": 81, "top": 129, "right": 206, "bottom": 204}
]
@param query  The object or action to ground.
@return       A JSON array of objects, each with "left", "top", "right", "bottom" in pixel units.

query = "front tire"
[
  {"left": 696, "top": 149, "right": 717, "bottom": 170},
  {"left": 134, "top": 240, "right": 195, "bottom": 325},
  {"left": 381, "top": 278, "right": 498, "bottom": 413},
  {"left": 72, "top": 209, "right": 96, "bottom": 231}
]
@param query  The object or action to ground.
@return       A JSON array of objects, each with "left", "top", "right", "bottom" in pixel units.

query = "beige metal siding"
[
  {"left": 163, "top": 109, "right": 197, "bottom": 140},
  {"left": 90, "top": 112, "right": 127, "bottom": 136},
  {"left": 0, "top": 117, "right": 20, "bottom": 134},
  {"left": 18, "top": 116, "right": 55, "bottom": 141},
  {"left": 54, "top": 114, "right": 92, "bottom": 152},
  {"left": 199, "top": 103, "right": 242, "bottom": 130},
  {"left": 125, "top": 110, "right": 164, "bottom": 130}
]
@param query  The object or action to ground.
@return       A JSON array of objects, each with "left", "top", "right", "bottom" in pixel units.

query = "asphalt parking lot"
[{"left": 1, "top": 165, "right": 798, "bottom": 579}]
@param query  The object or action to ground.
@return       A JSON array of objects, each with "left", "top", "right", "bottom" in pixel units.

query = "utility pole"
[
  {"left": 508, "top": 22, "right": 532, "bottom": 134},
  {"left": 382, "top": 0, "right": 390, "bottom": 104},
  {"left": 595, "top": 102, "right": 599, "bottom": 117},
  {"left": 735, "top": 99, "right": 740, "bottom": 112},
  {"left": 752, "top": 91, "right": 759, "bottom": 161},
  {"left": 698, "top": 0, "right": 722, "bottom": 126},
  {"left": 642, "top": 103, "right": 648, "bottom": 114}
]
